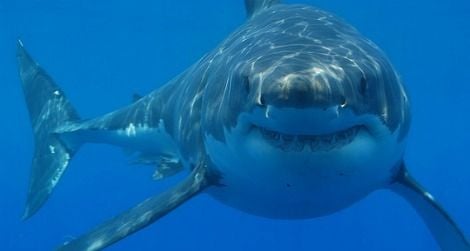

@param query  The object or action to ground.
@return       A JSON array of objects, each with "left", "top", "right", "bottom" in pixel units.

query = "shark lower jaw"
[{"left": 251, "top": 123, "right": 368, "bottom": 152}]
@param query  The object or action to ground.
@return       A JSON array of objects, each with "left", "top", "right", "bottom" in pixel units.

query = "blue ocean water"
[{"left": 1, "top": 0, "right": 469, "bottom": 250}]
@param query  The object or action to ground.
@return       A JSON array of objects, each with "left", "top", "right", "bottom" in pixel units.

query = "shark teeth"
[{"left": 256, "top": 125, "right": 362, "bottom": 152}]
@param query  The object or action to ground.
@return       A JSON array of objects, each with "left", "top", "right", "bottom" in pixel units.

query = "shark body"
[{"left": 17, "top": 0, "right": 469, "bottom": 250}]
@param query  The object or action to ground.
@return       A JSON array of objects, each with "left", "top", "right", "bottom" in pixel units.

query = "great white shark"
[{"left": 17, "top": 0, "right": 469, "bottom": 250}]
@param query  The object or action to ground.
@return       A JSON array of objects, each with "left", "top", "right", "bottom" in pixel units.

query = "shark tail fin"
[
  {"left": 244, "top": 0, "right": 281, "bottom": 18},
  {"left": 390, "top": 164, "right": 470, "bottom": 251},
  {"left": 17, "top": 40, "right": 81, "bottom": 220}
]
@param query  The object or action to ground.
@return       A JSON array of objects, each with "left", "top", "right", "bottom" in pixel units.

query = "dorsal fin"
[
  {"left": 132, "top": 93, "right": 143, "bottom": 102},
  {"left": 244, "top": 0, "right": 281, "bottom": 18}
]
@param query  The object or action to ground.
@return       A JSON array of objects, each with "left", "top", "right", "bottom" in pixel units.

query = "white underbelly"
[
  {"left": 205, "top": 128, "right": 405, "bottom": 219},
  {"left": 60, "top": 120, "right": 181, "bottom": 158}
]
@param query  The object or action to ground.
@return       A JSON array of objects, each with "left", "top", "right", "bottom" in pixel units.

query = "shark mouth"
[{"left": 253, "top": 124, "right": 364, "bottom": 152}]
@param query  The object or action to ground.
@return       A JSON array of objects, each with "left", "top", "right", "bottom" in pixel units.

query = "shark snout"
[
  {"left": 245, "top": 104, "right": 359, "bottom": 136},
  {"left": 259, "top": 73, "right": 346, "bottom": 109}
]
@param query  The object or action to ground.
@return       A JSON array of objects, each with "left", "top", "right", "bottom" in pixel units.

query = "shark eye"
[
  {"left": 359, "top": 76, "right": 368, "bottom": 96},
  {"left": 259, "top": 95, "right": 266, "bottom": 106}
]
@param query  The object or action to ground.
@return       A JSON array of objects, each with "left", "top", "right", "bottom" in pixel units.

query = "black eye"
[
  {"left": 259, "top": 95, "right": 266, "bottom": 106},
  {"left": 359, "top": 76, "right": 367, "bottom": 96}
]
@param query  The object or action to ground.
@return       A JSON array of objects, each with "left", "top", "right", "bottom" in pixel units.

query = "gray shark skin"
[{"left": 17, "top": 0, "right": 469, "bottom": 250}]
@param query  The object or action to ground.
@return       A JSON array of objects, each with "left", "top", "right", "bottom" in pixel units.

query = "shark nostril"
[
  {"left": 243, "top": 75, "right": 251, "bottom": 94},
  {"left": 359, "top": 76, "right": 368, "bottom": 96}
]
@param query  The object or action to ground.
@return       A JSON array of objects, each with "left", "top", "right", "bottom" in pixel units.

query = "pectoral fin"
[
  {"left": 390, "top": 164, "right": 470, "bottom": 251},
  {"left": 57, "top": 162, "right": 210, "bottom": 251}
]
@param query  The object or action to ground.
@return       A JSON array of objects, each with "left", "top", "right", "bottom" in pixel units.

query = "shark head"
[{"left": 201, "top": 5, "right": 410, "bottom": 218}]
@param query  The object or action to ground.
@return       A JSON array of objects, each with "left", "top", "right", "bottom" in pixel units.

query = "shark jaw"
[
  {"left": 204, "top": 106, "right": 406, "bottom": 219},
  {"left": 239, "top": 105, "right": 376, "bottom": 154},
  {"left": 253, "top": 124, "right": 364, "bottom": 152}
]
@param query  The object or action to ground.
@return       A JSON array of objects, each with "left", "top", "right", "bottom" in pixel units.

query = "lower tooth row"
[{"left": 260, "top": 127, "right": 358, "bottom": 151}]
